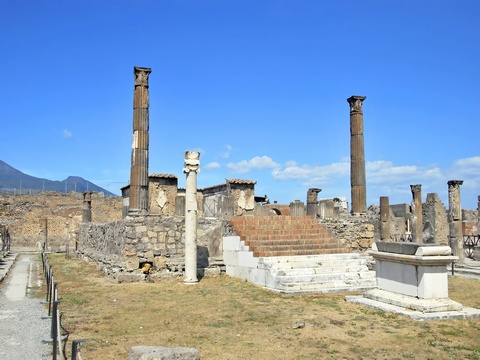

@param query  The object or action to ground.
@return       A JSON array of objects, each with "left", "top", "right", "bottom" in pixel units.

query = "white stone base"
[
  {"left": 363, "top": 288, "right": 463, "bottom": 312},
  {"left": 223, "top": 236, "right": 375, "bottom": 294},
  {"left": 346, "top": 293, "right": 480, "bottom": 321}
]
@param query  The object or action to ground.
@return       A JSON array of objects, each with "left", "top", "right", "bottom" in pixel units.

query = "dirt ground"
[{"left": 46, "top": 254, "right": 480, "bottom": 360}]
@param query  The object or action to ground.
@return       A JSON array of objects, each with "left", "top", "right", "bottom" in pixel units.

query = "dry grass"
[{"left": 46, "top": 254, "right": 480, "bottom": 360}]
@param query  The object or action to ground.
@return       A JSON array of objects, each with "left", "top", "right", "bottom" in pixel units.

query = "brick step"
[
  {"left": 229, "top": 216, "right": 322, "bottom": 227},
  {"left": 249, "top": 243, "right": 342, "bottom": 252},
  {"left": 244, "top": 238, "right": 339, "bottom": 247},
  {"left": 228, "top": 215, "right": 348, "bottom": 258},
  {"left": 253, "top": 248, "right": 350, "bottom": 257},
  {"left": 237, "top": 229, "right": 331, "bottom": 238}
]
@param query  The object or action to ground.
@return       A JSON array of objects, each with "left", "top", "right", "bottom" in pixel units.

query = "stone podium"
[{"left": 346, "top": 242, "right": 480, "bottom": 320}]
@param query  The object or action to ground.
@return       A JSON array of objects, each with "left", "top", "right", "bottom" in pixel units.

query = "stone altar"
[{"left": 346, "top": 242, "right": 480, "bottom": 320}]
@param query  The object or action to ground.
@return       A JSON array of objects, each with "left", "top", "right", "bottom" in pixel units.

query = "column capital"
[
  {"left": 410, "top": 184, "right": 422, "bottom": 193},
  {"left": 183, "top": 151, "right": 201, "bottom": 174},
  {"left": 347, "top": 95, "right": 366, "bottom": 113},
  {"left": 447, "top": 180, "right": 463, "bottom": 187},
  {"left": 134, "top": 66, "right": 152, "bottom": 87}
]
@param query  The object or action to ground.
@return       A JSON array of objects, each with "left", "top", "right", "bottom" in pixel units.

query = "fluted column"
[
  {"left": 380, "top": 196, "right": 390, "bottom": 241},
  {"left": 183, "top": 151, "right": 200, "bottom": 285},
  {"left": 348, "top": 95, "right": 367, "bottom": 214},
  {"left": 410, "top": 184, "right": 423, "bottom": 243},
  {"left": 448, "top": 180, "right": 464, "bottom": 262},
  {"left": 129, "top": 66, "right": 152, "bottom": 215}
]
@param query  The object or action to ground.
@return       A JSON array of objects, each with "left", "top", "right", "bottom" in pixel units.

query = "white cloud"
[
  {"left": 63, "top": 130, "right": 72, "bottom": 139},
  {"left": 204, "top": 162, "right": 221, "bottom": 170},
  {"left": 366, "top": 161, "right": 442, "bottom": 185},
  {"left": 272, "top": 161, "right": 349, "bottom": 182},
  {"left": 221, "top": 144, "right": 233, "bottom": 159},
  {"left": 227, "top": 156, "right": 279, "bottom": 174}
]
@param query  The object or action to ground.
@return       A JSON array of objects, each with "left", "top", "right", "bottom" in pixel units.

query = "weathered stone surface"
[
  {"left": 77, "top": 215, "right": 226, "bottom": 281},
  {"left": 130, "top": 346, "right": 200, "bottom": 360}
]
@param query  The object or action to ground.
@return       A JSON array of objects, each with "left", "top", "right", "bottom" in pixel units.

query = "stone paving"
[{"left": 0, "top": 248, "right": 51, "bottom": 359}]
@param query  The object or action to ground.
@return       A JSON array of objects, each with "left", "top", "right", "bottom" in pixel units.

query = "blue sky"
[{"left": 1, "top": 0, "right": 479, "bottom": 209}]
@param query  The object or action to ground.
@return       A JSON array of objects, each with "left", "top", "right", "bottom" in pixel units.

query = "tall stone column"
[
  {"left": 448, "top": 180, "right": 464, "bottom": 262},
  {"left": 477, "top": 195, "right": 480, "bottom": 238},
  {"left": 82, "top": 191, "right": 92, "bottom": 223},
  {"left": 306, "top": 188, "right": 321, "bottom": 217},
  {"left": 347, "top": 95, "right": 367, "bottom": 214},
  {"left": 129, "top": 66, "right": 152, "bottom": 215},
  {"left": 380, "top": 196, "right": 390, "bottom": 241},
  {"left": 183, "top": 151, "right": 200, "bottom": 285},
  {"left": 410, "top": 184, "right": 423, "bottom": 243}
]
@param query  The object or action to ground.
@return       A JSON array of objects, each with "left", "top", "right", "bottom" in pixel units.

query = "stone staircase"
[{"left": 223, "top": 216, "right": 376, "bottom": 294}]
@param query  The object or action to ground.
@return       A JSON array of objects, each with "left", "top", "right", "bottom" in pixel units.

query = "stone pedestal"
[
  {"left": 345, "top": 242, "right": 480, "bottom": 320},
  {"left": 372, "top": 242, "right": 455, "bottom": 301},
  {"left": 183, "top": 151, "right": 200, "bottom": 285}
]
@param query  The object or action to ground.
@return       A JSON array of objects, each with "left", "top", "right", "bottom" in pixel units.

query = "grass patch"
[{"left": 47, "top": 254, "right": 480, "bottom": 360}]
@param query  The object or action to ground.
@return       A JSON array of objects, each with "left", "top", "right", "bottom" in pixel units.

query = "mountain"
[{"left": 0, "top": 160, "right": 116, "bottom": 196}]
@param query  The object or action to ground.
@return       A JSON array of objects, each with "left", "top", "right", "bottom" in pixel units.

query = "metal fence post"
[{"left": 71, "top": 340, "right": 85, "bottom": 360}]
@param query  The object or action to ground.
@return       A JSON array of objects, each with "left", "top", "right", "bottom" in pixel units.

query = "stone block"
[
  {"left": 154, "top": 256, "right": 167, "bottom": 270},
  {"left": 125, "top": 255, "right": 139, "bottom": 271},
  {"left": 129, "top": 346, "right": 200, "bottom": 360},
  {"left": 144, "top": 250, "right": 154, "bottom": 262}
]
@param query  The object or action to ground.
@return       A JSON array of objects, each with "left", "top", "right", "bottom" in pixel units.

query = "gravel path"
[{"left": 0, "top": 251, "right": 52, "bottom": 359}]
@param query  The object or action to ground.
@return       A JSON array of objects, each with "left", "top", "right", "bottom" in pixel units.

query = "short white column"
[{"left": 183, "top": 151, "right": 200, "bottom": 284}]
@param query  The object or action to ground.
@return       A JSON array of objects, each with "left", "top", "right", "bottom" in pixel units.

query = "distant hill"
[{"left": 0, "top": 160, "right": 116, "bottom": 196}]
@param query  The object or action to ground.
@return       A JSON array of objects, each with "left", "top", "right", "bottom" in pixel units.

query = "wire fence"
[
  {"left": 0, "top": 188, "right": 46, "bottom": 195},
  {"left": 41, "top": 243, "right": 84, "bottom": 360}
]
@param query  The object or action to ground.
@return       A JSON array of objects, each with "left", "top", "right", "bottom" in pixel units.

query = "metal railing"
[
  {"left": 41, "top": 243, "right": 85, "bottom": 360},
  {"left": 1, "top": 225, "right": 11, "bottom": 257},
  {"left": 464, "top": 235, "right": 480, "bottom": 259}
]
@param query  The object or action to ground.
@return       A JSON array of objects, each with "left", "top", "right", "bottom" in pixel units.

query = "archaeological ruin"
[{"left": 1, "top": 67, "right": 479, "bottom": 301}]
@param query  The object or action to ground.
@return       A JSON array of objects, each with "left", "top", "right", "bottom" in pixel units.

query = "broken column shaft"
[
  {"left": 306, "top": 188, "right": 321, "bottom": 217},
  {"left": 347, "top": 95, "right": 367, "bottom": 214},
  {"left": 380, "top": 196, "right": 390, "bottom": 241},
  {"left": 82, "top": 191, "right": 92, "bottom": 223},
  {"left": 410, "top": 184, "right": 423, "bottom": 243},
  {"left": 183, "top": 151, "right": 200, "bottom": 284},
  {"left": 448, "top": 180, "right": 464, "bottom": 262},
  {"left": 129, "top": 66, "right": 152, "bottom": 215}
]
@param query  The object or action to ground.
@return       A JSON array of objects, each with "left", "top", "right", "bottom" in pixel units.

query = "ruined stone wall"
[
  {"left": 319, "top": 207, "right": 375, "bottom": 251},
  {"left": 462, "top": 209, "right": 478, "bottom": 235},
  {"left": 423, "top": 193, "right": 449, "bottom": 245},
  {"left": 78, "top": 215, "right": 226, "bottom": 282},
  {"left": 0, "top": 192, "right": 122, "bottom": 248},
  {"left": 230, "top": 185, "right": 255, "bottom": 216}
]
